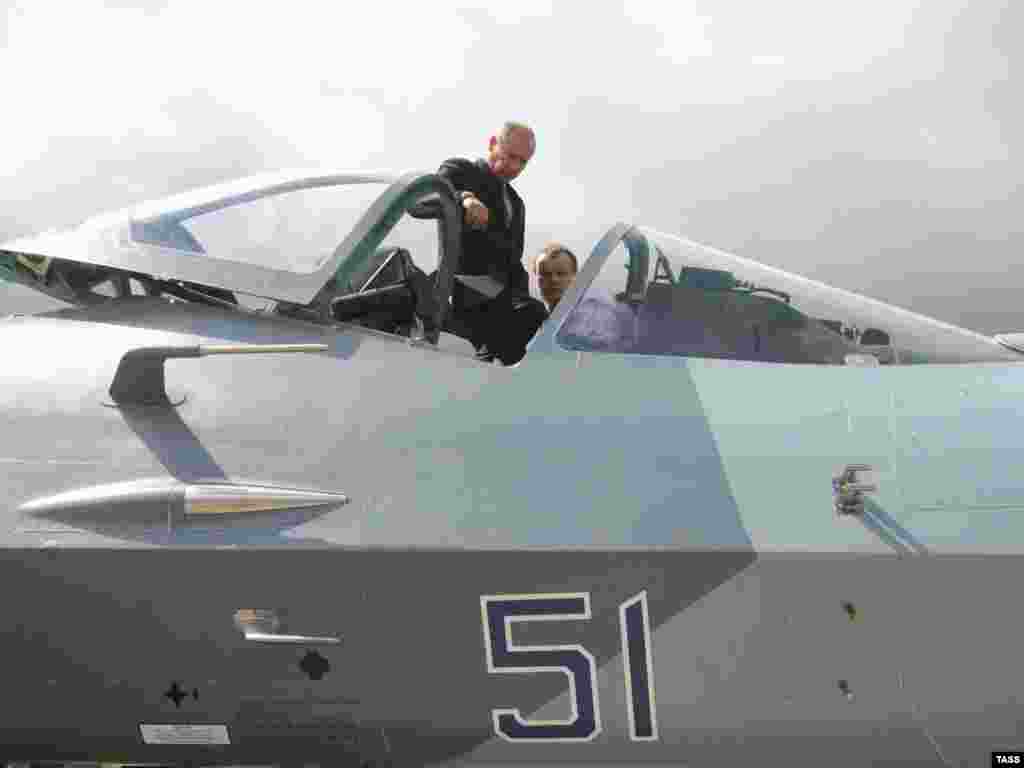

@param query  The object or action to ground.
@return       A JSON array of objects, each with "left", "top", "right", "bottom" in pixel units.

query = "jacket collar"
[{"left": 475, "top": 158, "right": 512, "bottom": 190}]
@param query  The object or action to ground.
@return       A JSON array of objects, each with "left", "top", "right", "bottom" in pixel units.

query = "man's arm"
[
  {"left": 437, "top": 157, "right": 476, "bottom": 188},
  {"left": 437, "top": 158, "right": 525, "bottom": 283},
  {"left": 438, "top": 158, "right": 491, "bottom": 229}
]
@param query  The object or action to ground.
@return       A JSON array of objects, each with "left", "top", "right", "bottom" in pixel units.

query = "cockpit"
[
  {"left": 554, "top": 226, "right": 1022, "bottom": 364},
  {"left": 0, "top": 170, "right": 465, "bottom": 343},
  {"left": 1, "top": 168, "right": 1020, "bottom": 365}
]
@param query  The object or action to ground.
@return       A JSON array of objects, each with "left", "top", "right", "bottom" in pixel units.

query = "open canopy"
[
  {"left": 0, "top": 168, "right": 454, "bottom": 306},
  {"left": 3, "top": 168, "right": 1021, "bottom": 365}
]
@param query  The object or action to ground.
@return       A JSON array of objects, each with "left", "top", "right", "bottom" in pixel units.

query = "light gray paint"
[{"left": 2, "top": 203, "right": 1023, "bottom": 765}]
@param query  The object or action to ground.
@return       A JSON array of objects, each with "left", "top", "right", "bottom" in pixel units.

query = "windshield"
[
  {"left": 556, "top": 227, "right": 1020, "bottom": 365},
  {"left": 132, "top": 180, "right": 390, "bottom": 274}
]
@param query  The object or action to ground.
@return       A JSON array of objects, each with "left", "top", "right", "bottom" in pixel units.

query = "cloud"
[
  {"left": 0, "top": 0, "right": 485, "bottom": 174},
  {"left": 1, "top": 0, "right": 1020, "bottom": 332},
  {"left": 623, "top": 0, "right": 941, "bottom": 104}
]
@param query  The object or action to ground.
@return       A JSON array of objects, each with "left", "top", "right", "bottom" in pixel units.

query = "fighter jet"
[{"left": 1, "top": 168, "right": 1022, "bottom": 767}]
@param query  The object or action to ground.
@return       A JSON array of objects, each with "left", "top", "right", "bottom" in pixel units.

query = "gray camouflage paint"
[{"left": 1, "top": 220, "right": 1023, "bottom": 764}]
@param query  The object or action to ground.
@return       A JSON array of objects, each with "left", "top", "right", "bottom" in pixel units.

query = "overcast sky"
[{"left": 1, "top": 0, "right": 1019, "bottom": 333}]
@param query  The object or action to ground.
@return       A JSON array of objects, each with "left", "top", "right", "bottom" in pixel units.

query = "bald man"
[{"left": 438, "top": 122, "right": 548, "bottom": 365}]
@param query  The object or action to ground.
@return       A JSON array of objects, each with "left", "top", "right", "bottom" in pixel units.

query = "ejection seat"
[
  {"left": 328, "top": 245, "right": 440, "bottom": 340},
  {"left": 286, "top": 186, "right": 537, "bottom": 354},
  {"left": 328, "top": 245, "right": 512, "bottom": 350}
]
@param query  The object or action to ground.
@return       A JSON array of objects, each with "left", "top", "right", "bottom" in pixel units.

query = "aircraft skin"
[{"left": 1, "top": 173, "right": 1023, "bottom": 767}]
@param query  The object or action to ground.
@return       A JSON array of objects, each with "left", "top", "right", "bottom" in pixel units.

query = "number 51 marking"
[{"left": 480, "top": 591, "right": 658, "bottom": 742}]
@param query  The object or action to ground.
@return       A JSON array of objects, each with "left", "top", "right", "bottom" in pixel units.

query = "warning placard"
[{"left": 139, "top": 724, "right": 230, "bottom": 745}]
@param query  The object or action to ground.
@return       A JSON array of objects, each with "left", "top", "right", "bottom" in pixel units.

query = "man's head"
[
  {"left": 535, "top": 242, "right": 578, "bottom": 310},
  {"left": 487, "top": 121, "right": 536, "bottom": 181}
]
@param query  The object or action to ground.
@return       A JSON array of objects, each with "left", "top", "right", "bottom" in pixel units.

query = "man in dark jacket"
[{"left": 438, "top": 121, "right": 548, "bottom": 365}]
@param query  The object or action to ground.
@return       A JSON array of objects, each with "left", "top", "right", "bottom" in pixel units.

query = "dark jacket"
[{"left": 437, "top": 157, "right": 529, "bottom": 295}]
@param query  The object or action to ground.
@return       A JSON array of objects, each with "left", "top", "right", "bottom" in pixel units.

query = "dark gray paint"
[{"left": 2, "top": 221, "right": 1022, "bottom": 764}]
